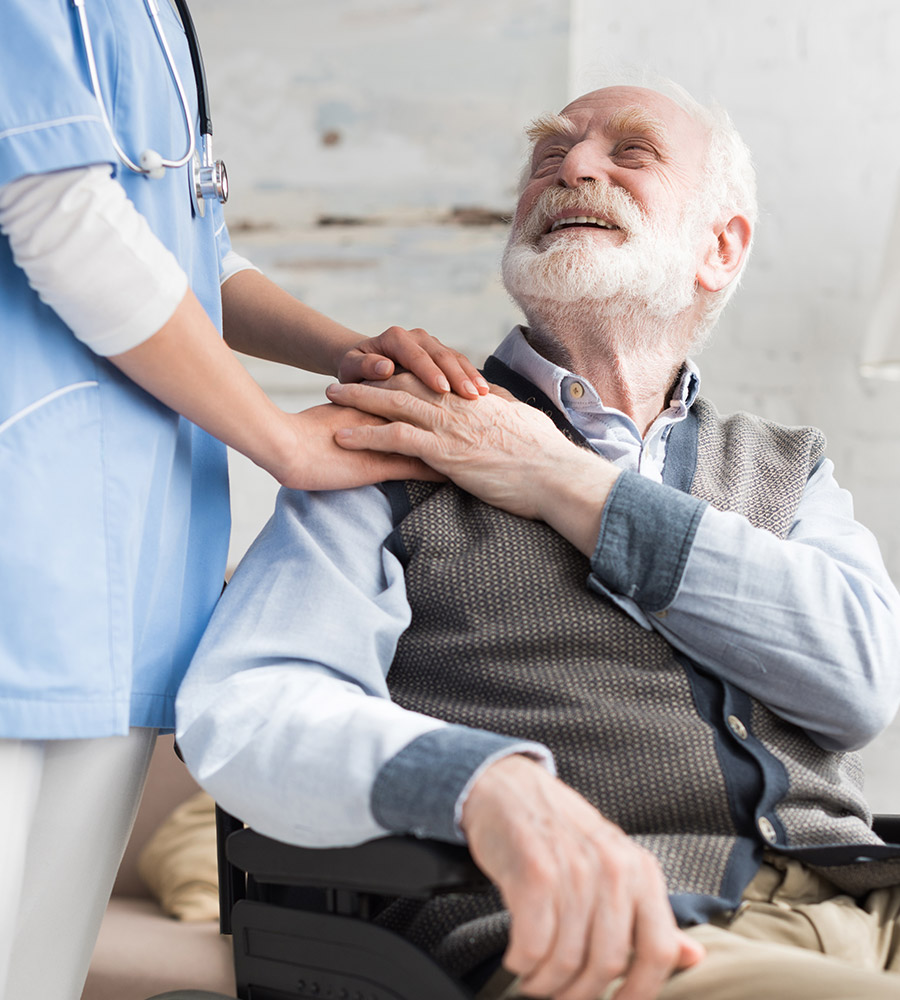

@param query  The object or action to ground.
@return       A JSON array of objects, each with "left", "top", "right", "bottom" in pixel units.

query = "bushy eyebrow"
[
  {"left": 524, "top": 112, "right": 579, "bottom": 145},
  {"left": 604, "top": 106, "right": 670, "bottom": 144},
  {"left": 525, "top": 106, "right": 670, "bottom": 153}
]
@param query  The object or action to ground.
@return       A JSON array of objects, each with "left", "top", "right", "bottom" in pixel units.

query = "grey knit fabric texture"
[{"left": 378, "top": 397, "right": 893, "bottom": 976}]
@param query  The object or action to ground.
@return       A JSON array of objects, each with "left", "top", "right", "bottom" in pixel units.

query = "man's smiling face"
[
  {"left": 501, "top": 86, "right": 715, "bottom": 319},
  {"left": 515, "top": 86, "right": 710, "bottom": 247}
]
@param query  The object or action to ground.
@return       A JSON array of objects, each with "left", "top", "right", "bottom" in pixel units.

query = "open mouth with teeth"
[{"left": 548, "top": 215, "right": 619, "bottom": 233}]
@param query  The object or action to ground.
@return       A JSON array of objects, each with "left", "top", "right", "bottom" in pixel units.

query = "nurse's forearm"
[
  {"left": 112, "top": 288, "right": 297, "bottom": 472},
  {"left": 221, "top": 268, "right": 361, "bottom": 376},
  {"left": 108, "top": 288, "right": 434, "bottom": 489},
  {"left": 221, "top": 267, "right": 489, "bottom": 398}
]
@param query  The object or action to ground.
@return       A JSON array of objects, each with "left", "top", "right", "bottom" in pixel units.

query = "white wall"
[{"left": 192, "top": 0, "right": 900, "bottom": 807}]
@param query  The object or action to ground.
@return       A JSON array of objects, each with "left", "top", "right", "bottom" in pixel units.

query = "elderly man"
[{"left": 177, "top": 83, "right": 900, "bottom": 1000}]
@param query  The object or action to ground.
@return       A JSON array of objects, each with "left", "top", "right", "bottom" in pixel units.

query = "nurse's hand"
[
  {"left": 110, "top": 286, "right": 443, "bottom": 491},
  {"left": 221, "top": 271, "right": 486, "bottom": 398},
  {"left": 273, "top": 402, "right": 443, "bottom": 491},
  {"left": 338, "top": 326, "right": 489, "bottom": 400}
]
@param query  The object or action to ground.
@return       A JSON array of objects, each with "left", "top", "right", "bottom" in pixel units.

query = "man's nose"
[{"left": 556, "top": 141, "right": 609, "bottom": 188}]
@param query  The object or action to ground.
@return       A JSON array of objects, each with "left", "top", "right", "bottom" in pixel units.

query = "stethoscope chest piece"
[
  {"left": 197, "top": 149, "right": 228, "bottom": 205},
  {"left": 191, "top": 147, "right": 228, "bottom": 217}
]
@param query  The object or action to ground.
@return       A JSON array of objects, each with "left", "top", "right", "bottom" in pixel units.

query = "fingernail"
[
  {"left": 335, "top": 427, "right": 354, "bottom": 439},
  {"left": 462, "top": 379, "right": 477, "bottom": 396},
  {"left": 374, "top": 360, "right": 392, "bottom": 375},
  {"left": 438, "top": 376, "right": 451, "bottom": 392},
  {"left": 475, "top": 376, "right": 490, "bottom": 393}
]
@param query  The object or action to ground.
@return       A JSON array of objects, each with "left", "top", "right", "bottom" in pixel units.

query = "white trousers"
[{"left": 0, "top": 729, "right": 156, "bottom": 1000}]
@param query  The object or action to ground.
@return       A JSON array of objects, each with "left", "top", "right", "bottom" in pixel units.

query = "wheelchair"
[
  {"left": 148, "top": 803, "right": 900, "bottom": 1000},
  {"left": 147, "top": 801, "right": 510, "bottom": 1000}
]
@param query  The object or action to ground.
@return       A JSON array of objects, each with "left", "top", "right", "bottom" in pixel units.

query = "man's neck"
[{"left": 523, "top": 300, "right": 697, "bottom": 437}]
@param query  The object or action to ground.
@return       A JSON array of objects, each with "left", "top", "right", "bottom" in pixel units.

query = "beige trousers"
[
  {"left": 659, "top": 853, "right": 900, "bottom": 999},
  {"left": 489, "top": 853, "right": 900, "bottom": 1000}
]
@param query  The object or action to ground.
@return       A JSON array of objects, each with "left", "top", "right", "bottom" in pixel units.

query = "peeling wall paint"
[{"left": 191, "top": 0, "right": 571, "bottom": 225}]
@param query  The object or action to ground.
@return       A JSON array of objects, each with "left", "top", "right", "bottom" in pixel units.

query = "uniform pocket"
[{"left": 0, "top": 381, "right": 116, "bottom": 698}]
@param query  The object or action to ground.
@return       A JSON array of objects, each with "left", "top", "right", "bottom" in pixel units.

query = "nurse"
[{"left": 0, "top": 3, "right": 485, "bottom": 998}]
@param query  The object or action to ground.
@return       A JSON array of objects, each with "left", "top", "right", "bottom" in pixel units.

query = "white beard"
[{"left": 501, "top": 183, "right": 703, "bottom": 353}]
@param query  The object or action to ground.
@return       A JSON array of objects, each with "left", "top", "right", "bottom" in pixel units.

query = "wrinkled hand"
[
  {"left": 268, "top": 403, "right": 442, "bottom": 490},
  {"left": 462, "top": 756, "right": 705, "bottom": 1000},
  {"left": 338, "top": 326, "right": 489, "bottom": 399},
  {"left": 325, "top": 374, "right": 574, "bottom": 518},
  {"left": 325, "top": 375, "right": 620, "bottom": 553}
]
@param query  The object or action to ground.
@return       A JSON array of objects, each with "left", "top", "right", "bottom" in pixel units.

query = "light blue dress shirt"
[{"left": 177, "top": 329, "right": 900, "bottom": 847}]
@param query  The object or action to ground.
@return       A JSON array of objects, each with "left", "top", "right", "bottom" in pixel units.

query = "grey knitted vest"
[{"left": 378, "top": 367, "right": 900, "bottom": 975}]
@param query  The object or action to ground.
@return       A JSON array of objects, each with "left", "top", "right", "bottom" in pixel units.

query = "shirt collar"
[{"left": 491, "top": 326, "right": 701, "bottom": 419}]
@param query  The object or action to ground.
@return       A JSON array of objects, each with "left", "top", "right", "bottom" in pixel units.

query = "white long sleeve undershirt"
[{"left": 0, "top": 164, "right": 256, "bottom": 355}]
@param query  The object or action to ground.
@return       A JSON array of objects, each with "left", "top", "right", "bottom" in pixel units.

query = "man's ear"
[{"left": 696, "top": 214, "right": 752, "bottom": 293}]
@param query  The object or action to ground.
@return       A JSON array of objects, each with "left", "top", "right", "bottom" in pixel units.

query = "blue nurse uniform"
[{"left": 0, "top": 0, "right": 231, "bottom": 738}]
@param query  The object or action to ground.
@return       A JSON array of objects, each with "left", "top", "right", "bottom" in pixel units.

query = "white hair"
[{"left": 651, "top": 77, "right": 758, "bottom": 338}]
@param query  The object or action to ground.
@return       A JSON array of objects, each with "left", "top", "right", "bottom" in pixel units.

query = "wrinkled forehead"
[{"left": 531, "top": 86, "right": 709, "bottom": 165}]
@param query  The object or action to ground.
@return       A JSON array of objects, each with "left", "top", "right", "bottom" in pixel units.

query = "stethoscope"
[{"left": 71, "top": 0, "right": 228, "bottom": 217}]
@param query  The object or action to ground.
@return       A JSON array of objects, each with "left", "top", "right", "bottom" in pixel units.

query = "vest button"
[
  {"left": 727, "top": 714, "right": 748, "bottom": 740},
  {"left": 758, "top": 816, "right": 778, "bottom": 844},
  {"left": 568, "top": 380, "right": 585, "bottom": 399}
]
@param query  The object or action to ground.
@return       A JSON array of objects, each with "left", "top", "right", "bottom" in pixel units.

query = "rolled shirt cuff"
[
  {"left": 220, "top": 248, "right": 261, "bottom": 286},
  {"left": 589, "top": 470, "right": 707, "bottom": 612},
  {"left": 371, "top": 726, "right": 554, "bottom": 844}
]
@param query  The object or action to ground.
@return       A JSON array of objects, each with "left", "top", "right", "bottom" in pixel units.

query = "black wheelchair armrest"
[
  {"left": 225, "top": 827, "right": 488, "bottom": 898},
  {"left": 216, "top": 804, "right": 490, "bottom": 936},
  {"left": 215, "top": 807, "right": 493, "bottom": 1000},
  {"left": 873, "top": 814, "right": 900, "bottom": 843}
]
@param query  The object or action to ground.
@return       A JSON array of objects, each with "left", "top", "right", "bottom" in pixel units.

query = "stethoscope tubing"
[
  {"left": 71, "top": 0, "right": 201, "bottom": 174},
  {"left": 171, "top": 0, "right": 213, "bottom": 138}
]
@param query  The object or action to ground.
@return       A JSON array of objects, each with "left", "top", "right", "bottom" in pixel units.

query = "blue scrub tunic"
[{"left": 0, "top": 0, "right": 231, "bottom": 737}]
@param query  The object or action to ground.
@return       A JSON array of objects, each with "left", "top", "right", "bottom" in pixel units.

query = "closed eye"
[
  {"left": 532, "top": 156, "right": 565, "bottom": 177},
  {"left": 613, "top": 141, "right": 659, "bottom": 166},
  {"left": 531, "top": 144, "right": 570, "bottom": 175}
]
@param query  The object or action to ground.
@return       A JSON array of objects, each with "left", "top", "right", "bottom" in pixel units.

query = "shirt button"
[
  {"left": 727, "top": 715, "right": 748, "bottom": 740},
  {"left": 758, "top": 816, "right": 778, "bottom": 844},
  {"left": 568, "top": 381, "right": 585, "bottom": 399}
]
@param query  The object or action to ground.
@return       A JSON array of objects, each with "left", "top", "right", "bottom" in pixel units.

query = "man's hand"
[
  {"left": 325, "top": 375, "right": 621, "bottom": 556},
  {"left": 328, "top": 374, "right": 568, "bottom": 518},
  {"left": 461, "top": 756, "right": 705, "bottom": 1000},
  {"left": 338, "top": 326, "right": 489, "bottom": 399}
]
